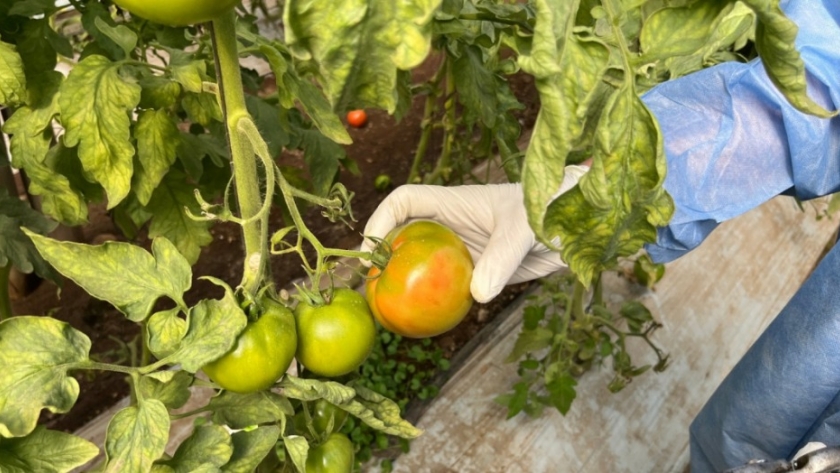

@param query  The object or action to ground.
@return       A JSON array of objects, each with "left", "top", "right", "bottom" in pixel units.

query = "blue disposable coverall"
[{"left": 640, "top": 0, "right": 840, "bottom": 471}]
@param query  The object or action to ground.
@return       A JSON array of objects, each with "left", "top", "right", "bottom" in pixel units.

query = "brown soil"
[{"left": 11, "top": 53, "right": 540, "bottom": 434}]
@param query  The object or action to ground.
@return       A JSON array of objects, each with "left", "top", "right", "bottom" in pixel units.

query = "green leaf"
[
  {"left": 146, "top": 308, "right": 187, "bottom": 359},
  {"left": 102, "top": 399, "right": 170, "bottom": 473},
  {"left": 145, "top": 169, "right": 213, "bottom": 264},
  {"left": 138, "top": 370, "right": 193, "bottom": 410},
  {"left": 0, "top": 426, "right": 99, "bottom": 473},
  {"left": 283, "top": 0, "right": 441, "bottom": 113},
  {"left": 497, "top": 381, "right": 529, "bottom": 419},
  {"left": 209, "top": 391, "right": 294, "bottom": 430},
  {"left": 139, "top": 77, "right": 182, "bottom": 111},
  {"left": 169, "top": 50, "right": 205, "bottom": 94},
  {"left": 134, "top": 109, "right": 180, "bottom": 205},
  {"left": 546, "top": 374, "right": 577, "bottom": 415},
  {"left": 292, "top": 126, "right": 345, "bottom": 197},
  {"left": 278, "top": 376, "right": 356, "bottom": 404},
  {"left": 155, "top": 424, "right": 232, "bottom": 473},
  {"left": 8, "top": 0, "right": 58, "bottom": 18},
  {"left": 2, "top": 71, "right": 61, "bottom": 169},
  {"left": 182, "top": 92, "right": 222, "bottom": 127},
  {"left": 0, "top": 39, "right": 26, "bottom": 106},
  {"left": 545, "top": 87, "right": 674, "bottom": 285},
  {"left": 59, "top": 54, "right": 141, "bottom": 207},
  {"left": 222, "top": 426, "right": 281, "bottom": 473},
  {"left": 282, "top": 435, "right": 308, "bottom": 473},
  {"left": 25, "top": 142, "right": 90, "bottom": 226},
  {"left": 505, "top": 327, "right": 553, "bottom": 363},
  {"left": 518, "top": 0, "right": 609, "bottom": 244},
  {"left": 260, "top": 44, "right": 352, "bottom": 145},
  {"left": 171, "top": 288, "right": 248, "bottom": 373},
  {"left": 246, "top": 95, "right": 289, "bottom": 159},
  {"left": 25, "top": 232, "right": 192, "bottom": 322},
  {"left": 93, "top": 17, "right": 137, "bottom": 59},
  {"left": 741, "top": 0, "right": 835, "bottom": 118},
  {"left": 343, "top": 382, "right": 423, "bottom": 439},
  {"left": 0, "top": 317, "right": 91, "bottom": 438},
  {"left": 452, "top": 44, "right": 499, "bottom": 128},
  {"left": 640, "top": 2, "right": 728, "bottom": 60},
  {"left": 0, "top": 190, "right": 60, "bottom": 283}
]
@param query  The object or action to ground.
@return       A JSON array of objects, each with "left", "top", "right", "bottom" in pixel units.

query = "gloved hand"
[{"left": 360, "top": 165, "right": 589, "bottom": 303}]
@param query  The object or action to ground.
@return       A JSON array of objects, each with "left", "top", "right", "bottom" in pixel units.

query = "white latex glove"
[
  {"left": 793, "top": 441, "right": 827, "bottom": 461},
  {"left": 360, "top": 165, "right": 589, "bottom": 303}
]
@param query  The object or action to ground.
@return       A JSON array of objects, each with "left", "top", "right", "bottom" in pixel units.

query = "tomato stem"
[
  {"left": 424, "top": 57, "right": 457, "bottom": 185},
  {"left": 210, "top": 12, "right": 269, "bottom": 296},
  {"left": 407, "top": 58, "right": 446, "bottom": 184},
  {"left": 0, "top": 264, "right": 12, "bottom": 322}
]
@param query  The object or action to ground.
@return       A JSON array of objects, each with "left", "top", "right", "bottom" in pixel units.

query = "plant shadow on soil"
[{"left": 11, "top": 54, "right": 541, "bottom": 435}]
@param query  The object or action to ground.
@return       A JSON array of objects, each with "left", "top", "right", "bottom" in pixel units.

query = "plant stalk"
[
  {"left": 424, "top": 59, "right": 457, "bottom": 185},
  {"left": 211, "top": 12, "right": 268, "bottom": 295},
  {"left": 0, "top": 264, "right": 12, "bottom": 321}
]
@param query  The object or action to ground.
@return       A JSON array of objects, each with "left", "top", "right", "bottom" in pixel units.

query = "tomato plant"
[
  {"left": 0, "top": 0, "right": 825, "bottom": 470},
  {"left": 306, "top": 433, "right": 355, "bottom": 473},
  {"left": 346, "top": 109, "right": 367, "bottom": 128},
  {"left": 295, "top": 288, "right": 377, "bottom": 378},
  {"left": 201, "top": 297, "right": 296, "bottom": 393},
  {"left": 366, "top": 220, "right": 473, "bottom": 338},
  {"left": 110, "top": 0, "right": 240, "bottom": 26}
]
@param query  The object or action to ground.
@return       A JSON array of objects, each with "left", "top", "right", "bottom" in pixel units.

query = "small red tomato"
[{"left": 346, "top": 110, "right": 367, "bottom": 128}]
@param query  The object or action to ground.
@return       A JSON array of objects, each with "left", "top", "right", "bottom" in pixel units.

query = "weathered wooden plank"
[{"left": 389, "top": 196, "right": 838, "bottom": 473}]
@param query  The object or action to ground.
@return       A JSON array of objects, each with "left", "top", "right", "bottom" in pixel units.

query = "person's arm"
[{"left": 644, "top": 0, "right": 840, "bottom": 263}]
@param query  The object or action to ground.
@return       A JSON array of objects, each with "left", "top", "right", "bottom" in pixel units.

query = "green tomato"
[
  {"left": 306, "top": 433, "right": 355, "bottom": 473},
  {"left": 202, "top": 297, "right": 297, "bottom": 393},
  {"left": 295, "top": 399, "right": 350, "bottom": 436},
  {"left": 295, "top": 289, "right": 376, "bottom": 377},
  {"left": 111, "top": 0, "right": 240, "bottom": 27}
]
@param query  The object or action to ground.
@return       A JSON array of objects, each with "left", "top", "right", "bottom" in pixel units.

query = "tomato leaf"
[
  {"left": 640, "top": 2, "right": 728, "bottom": 60},
  {"left": 146, "top": 308, "right": 187, "bottom": 359},
  {"left": 283, "top": 0, "right": 441, "bottom": 113},
  {"left": 24, "top": 232, "right": 192, "bottom": 322},
  {"left": 209, "top": 391, "right": 295, "bottom": 430},
  {"left": 0, "top": 317, "right": 91, "bottom": 438},
  {"left": 222, "top": 426, "right": 281, "bottom": 473},
  {"left": 0, "top": 190, "right": 60, "bottom": 283},
  {"left": 503, "top": 327, "right": 553, "bottom": 363},
  {"left": 545, "top": 87, "right": 674, "bottom": 285},
  {"left": 0, "top": 39, "right": 26, "bottom": 106},
  {"left": 742, "top": 0, "right": 836, "bottom": 118},
  {"left": 278, "top": 376, "right": 356, "bottom": 404},
  {"left": 154, "top": 424, "right": 233, "bottom": 473},
  {"left": 168, "top": 50, "right": 205, "bottom": 94},
  {"left": 25, "top": 142, "right": 91, "bottom": 225},
  {"left": 0, "top": 426, "right": 99, "bottom": 473},
  {"left": 518, "top": 0, "right": 609, "bottom": 245},
  {"left": 260, "top": 43, "right": 352, "bottom": 145},
  {"left": 102, "top": 399, "right": 170, "bottom": 473},
  {"left": 452, "top": 44, "right": 500, "bottom": 129},
  {"left": 291, "top": 125, "right": 346, "bottom": 197},
  {"left": 170, "top": 289, "right": 247, "bottom": 373},
  {"left": 282, "top": 435, "right": 309, "bottom": 473},
  {"left": 134, "top": 110, "right": 179, "bottom": 206},
  {"left": 58, "top": 54, "right": 141, "bottom": 208},
  {"left": 144, "top": 169, "right": 214, "bottom": 265},
  {"left": 138, "top": 371, "right": 193, "bottom": 410},
  {"left": 182, "top": 92, "right": 223, "bottom": 128},
  {"left": 343, "top": 382, "right": 423, "bottom": 439},
  {"left": 93, "top": 17, "right": 137, "bottom": 59},
  {"left": 2, "top": 71, "right": 61, "bottom": 169},
  {"left": 546, "top": 374, "right": 577, "bottom": 416}
]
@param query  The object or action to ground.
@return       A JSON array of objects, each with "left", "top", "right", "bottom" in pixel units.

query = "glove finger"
[
  {"left": 360, "top": 185, "right": 495, "bottom": 262},
  {"left": 471, "top": 224, "right": 533, "bottom": 303}
]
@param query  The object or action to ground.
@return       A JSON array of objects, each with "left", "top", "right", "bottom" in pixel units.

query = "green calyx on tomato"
[
  {"left": 294, "top": 288, "right": 376, "bottom": 378},
  {"left": 366, "top": 220, "right": 474, "bottom": 338},
  {"left": 305, "top": 433, "right": 355, "bottom": 473},
  {"left": 294, "top": 399, "right": 350, "bottom": 437},
  {"left": 110, "top": 0, "right": 240, "bottom": 27},
  {"left": 202, "top": 297, "right": 297, "bottom": 393}
]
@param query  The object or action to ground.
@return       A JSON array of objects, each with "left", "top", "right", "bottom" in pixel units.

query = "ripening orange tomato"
[{"left": 365, "top": 220, "right": 473, "bottom": 338}]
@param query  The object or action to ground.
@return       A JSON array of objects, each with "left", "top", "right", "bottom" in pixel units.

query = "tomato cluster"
[{"left": 366, "top": 220, "right": 474, "bottom": 338}]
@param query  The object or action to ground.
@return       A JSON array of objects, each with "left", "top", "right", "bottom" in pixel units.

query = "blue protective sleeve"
[{"left": 642, "top": 0, "right": 840, "bottom": 263}]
